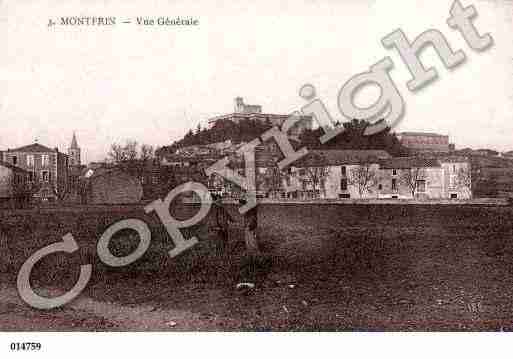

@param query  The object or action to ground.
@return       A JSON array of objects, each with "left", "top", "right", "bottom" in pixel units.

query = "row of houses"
[
  {"left": 203, "top": 149, "right": 472, "bottom": 200},
  {"left": 0, "top": 142, "right": 472, "bottom": 206}
]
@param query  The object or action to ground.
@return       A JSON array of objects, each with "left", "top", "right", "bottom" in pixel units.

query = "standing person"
[
  {"left": 236, "top": 196, "right": 263, "bottom": 291},
  {"left": 211, "top": 193, "right": 234, "bottom": 254},
  {"left": 240, "top": 197, "right": 260, "bottom": 256}
]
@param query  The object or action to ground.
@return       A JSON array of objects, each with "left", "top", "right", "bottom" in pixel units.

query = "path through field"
[{"left": 2, "top": 204, "right": 513, "bottom": 330}]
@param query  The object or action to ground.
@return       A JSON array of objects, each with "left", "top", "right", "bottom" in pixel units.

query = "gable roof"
[
  {"left": 380, "top": 157, "right": 441, "bottom": 169},
  {"left": 295, "top": 150, "right": 391, "bottom": 167},
  {"left": 7, "top": 143, "right": 56, "bottom": 153}
]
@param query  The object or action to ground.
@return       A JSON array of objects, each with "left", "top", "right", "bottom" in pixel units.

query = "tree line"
[{"left": 164, "top": 118, "right": 407, "bottom": 155}]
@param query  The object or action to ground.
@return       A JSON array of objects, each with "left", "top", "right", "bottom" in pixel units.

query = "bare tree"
[
  {"left": 347, "top": 163, "right": 378, "bottom": 198},
  {"left": 456, "top": 166, "right": 472, "bottom": 197},
  {"left": 124, "top": 140, "right": 138, "bottom": 162},
  {"left": 260, "top": 164, "right": 287, "bottom": 199},
  {"left": 139, "top": 144, "right": 155, "bottom": 162},
  {"left": 107, "top": 143, "right": 127, "bottom": 163},
  {"left": 303, "top": 166, "right": 330, "bottom": 198},
  {"left": 400, "top": 167, "right": 426, "bottom": 197},
  {"left": 107, "top": 140, "right": 139, "bottom": 164}
]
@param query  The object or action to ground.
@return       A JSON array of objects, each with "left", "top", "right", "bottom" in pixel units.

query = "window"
[
  {"left": 341, "top": 166, "right": 346, "bottom": 176},
  {"left": 417, "top": 180, "right": 426, "bottom": 193},
  {"left": 391, "top": 178, "right": 397, "bottom": 190},
  {"left": 378, "top": 184, "right": 382, "bottom": 190},
  {"left": 451, "top": 193, "right": 458, "bottom": 199},
  {"left": 42, "top": 171, "right": 49, "bottom": 182},
  {"left": 449, "top": 175, "right": 457, "bottom": 188},
  {"left": 42, "top": 154, "right": 49, "bottom": 167},
  {"left": 12, "top": 156, "right": 17, "bottom": 165},
  {"left": 340, "top": 178, "right": 348, "bottom": 191},
  {"left": 339, "top": 193, "right": 350, "bottom": 199},
  {"left": 392, "top": 169, "right": 397, "bottom": 176},
  {"left": 27, "top": 155, "right": 34, "bottom": 167}
]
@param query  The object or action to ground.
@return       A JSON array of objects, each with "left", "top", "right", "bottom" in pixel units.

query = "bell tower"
[{"left": 68, "top": 132, "right": 81, "bottom": 166}]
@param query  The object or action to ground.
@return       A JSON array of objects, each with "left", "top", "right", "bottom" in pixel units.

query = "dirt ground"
[{"left": 2, "top": 203, "right": 513, "bottom": 331}]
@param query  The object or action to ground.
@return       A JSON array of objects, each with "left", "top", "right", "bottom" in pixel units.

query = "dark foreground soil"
[{"left": 2, "top": 203, "right": 513, "bottom": 331}]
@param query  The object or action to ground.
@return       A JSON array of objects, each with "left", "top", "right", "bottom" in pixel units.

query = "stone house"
[
  {"left": 282, "top": 150, "right": 392, "bottom": 199},
  {"left": 2, "top": 143, "right": 69, "bottom": 202},
  {"left": 378, "top": 157, "right": 445, "bottom": 199},
  {"left": 378, "top": 156, "right": 472, "bottom": 199},
  {"left": 438, "top": 156, "right": 472, "bottom": 199},
  {"left": 260, "top": 151, "right": 472, "bottom": 200}
]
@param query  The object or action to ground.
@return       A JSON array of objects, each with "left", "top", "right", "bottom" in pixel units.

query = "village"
[{"left": 0, "top": 97, "right": 512, "bottom": 209}]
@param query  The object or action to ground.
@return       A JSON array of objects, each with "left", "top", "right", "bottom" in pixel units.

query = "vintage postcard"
[{"left": 1, "top": 0, "right": 513, "bottom": 356}]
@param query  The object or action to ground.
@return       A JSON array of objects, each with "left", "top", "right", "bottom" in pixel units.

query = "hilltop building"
[
  {"left": 234, "top": 96, "right": 262, "bottom": 114},
  {"left": 397, "top": 132, "right": 454, "bottom": 153},
  {"left": 207, "top": 97, "right": 313, "bottom": 137}
]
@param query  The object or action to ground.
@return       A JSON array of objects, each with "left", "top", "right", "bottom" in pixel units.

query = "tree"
[
  {"left": 456, "top": 166, "right": 472, "bottom": 197},
  {"left": 347, "top": 163, "right": 378, "bottom": 198},
  {"left": 139, "top": 144, "right": 155, "bottom": 162},
  {"left": 107, "top": 143, "right": 127, "bottom": 163},
  {"left": 400, "top": 167, "right": 426, "bottom": 197},
  {"left": 124, "top": 140, "right": 138, "bottom": 162},
  {"left": 302, "top": 157, "right": 330, "bottom": 198},
  {"left": 260, "top": 164, "right": 287, "bottom": 199},
  {"left": 298, "top": 119, "right": 407, "bottom": 156},
  {"left": 108, "top": 140, "right": 139, "bottom": 164}
]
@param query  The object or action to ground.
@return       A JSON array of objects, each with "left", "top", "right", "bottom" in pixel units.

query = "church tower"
[{"left": 68, "top": 132, "right": 81, "bottom": 166}]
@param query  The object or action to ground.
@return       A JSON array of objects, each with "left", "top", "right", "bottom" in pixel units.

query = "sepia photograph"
[{"left": 1, "top": 0, "right": 513, "bottom": 357}]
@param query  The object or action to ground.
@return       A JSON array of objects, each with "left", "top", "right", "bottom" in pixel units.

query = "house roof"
[
  {"left": 295, "top": 150, "right": 391, "bottom": 167},
  {"left": 380, "top": 157, "right": 441, "bottom": 169},
  {"left": 82, "top": 166, "right": 134, "bottom": 180},
  {"left": 0, "top": 161, "right": 29, "bottom": 173},
  {"left": 435, "top": 155, "right": 469, "bottom": 163},
  {"left": 398, "top": 132, "right": 447, "bottom": 137},
  {"left": 7, "top": 143, "right": 56, "bottom": 153}
]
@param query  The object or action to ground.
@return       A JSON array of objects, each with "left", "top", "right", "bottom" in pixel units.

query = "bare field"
[{"left": 1, "top": 203, "right": 513, "bottom": 330}]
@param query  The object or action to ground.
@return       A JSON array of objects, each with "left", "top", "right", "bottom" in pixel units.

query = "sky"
[{"left": 1, "top": 0, "right": 512, "bottom": 162}]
